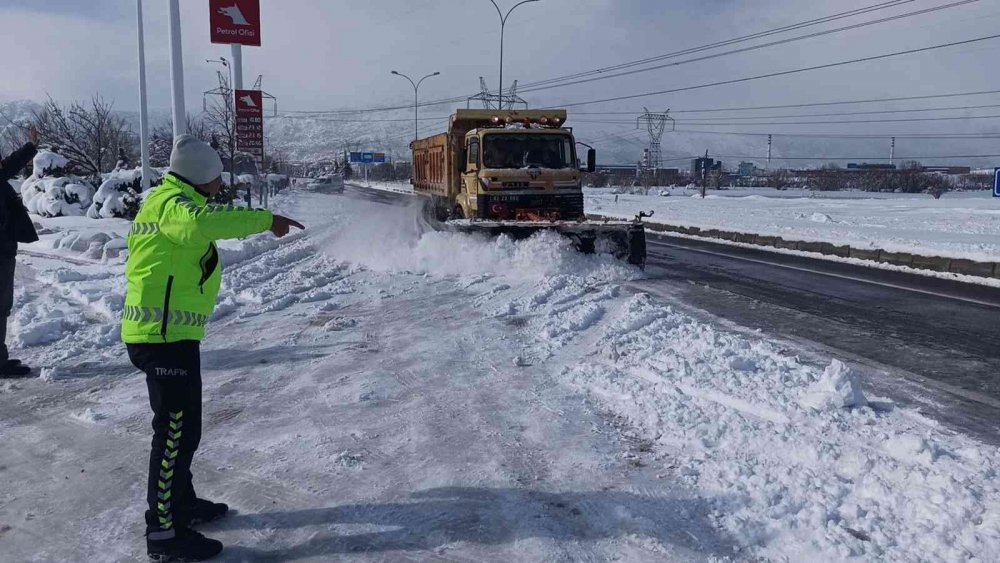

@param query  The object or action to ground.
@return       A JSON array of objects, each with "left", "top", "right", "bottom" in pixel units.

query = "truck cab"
[
  {"left": 461, "top": 121, "right": 591, "bottom": 221},
  {"left": 412, "top": 110, "right": 596, "bottom": 222}
]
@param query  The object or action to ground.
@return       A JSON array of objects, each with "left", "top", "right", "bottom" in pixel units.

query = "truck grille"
[{"left": 476, "top": 193, "right": 584, "bottom": 221}]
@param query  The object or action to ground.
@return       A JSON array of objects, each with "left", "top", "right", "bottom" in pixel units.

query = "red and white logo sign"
[
  {"left": 210, "top": 0, "right": 261, "bottom": 47},
  {"left": 235, "top": 89, "right": 264, "bottom": 160}
]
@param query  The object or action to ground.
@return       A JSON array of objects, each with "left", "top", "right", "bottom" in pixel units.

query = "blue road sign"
[
  {"left": 361, "top": 152, "right": 375, "bottom": 163},
  {"left": 349, "top": 152, "right": 362, "bottom": 163},
  {"left": 373, "top": 152, "right": 386, "bottom": 164},
  {"left": 995, "top": 168, "right": 1000, "bottom": 197}
]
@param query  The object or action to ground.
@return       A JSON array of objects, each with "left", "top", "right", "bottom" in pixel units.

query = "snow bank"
[
  {"left": 554, "top": 293, "right": 1000, "bottom": 561},
  {"left": 799, "top": 359, "right": 868, "bottom": 412},
  {"left": 588, "top": 187, "right": 1000, "bottom": 263}
]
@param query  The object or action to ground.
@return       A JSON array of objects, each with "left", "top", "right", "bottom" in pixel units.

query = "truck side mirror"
[{"left": 587, "top": 149, "right": 596, "bottom": 173}]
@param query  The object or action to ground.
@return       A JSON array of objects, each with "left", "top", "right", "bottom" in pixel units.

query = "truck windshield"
[{"left": 483, "top": 135, "right": 574, "bottom": 169}]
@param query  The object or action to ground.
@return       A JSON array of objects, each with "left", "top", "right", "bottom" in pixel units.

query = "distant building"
[
  {"left": 922, "top": 166, "right": 972, "bottom": 175},
  {"left": 846, "top": 163, "right": 896, "bottom": 170},
  {"left": 692, "top": 157, "right": 722, "bottom": 177},
  {"left": 737, "top": 161, "right": 762, "bottom": 178}
]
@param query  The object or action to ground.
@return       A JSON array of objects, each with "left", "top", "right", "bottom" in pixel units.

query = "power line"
[
  {"left": 521, "top": 0, "right": 920, "bottom": 89},
  {"left": 710, "top": 153, "right": 1000, "bottom": 160},
  {"left": 575, "top": 102, "right": 1000, "bottom": 121},
  {"left": 554, "top": 33, "right": 1000, "bottom": 109},
  {"left": 280, "top": 1, "right": 944, "bottom": 115},
  {"left": 270, "top": 115, "right": 451, "bottom": 123},
  {"left": 575, "top": 113, "right": 1000, "bottom": 126},
  {"left": 669, "top": 129, "right": 1000, "bottom": 139},
  {"left": 570, "top": 88, "right": 1000, "bottom": 115},
  {"left": 518, "top": 0, "right": 980, "bottom": 95}
]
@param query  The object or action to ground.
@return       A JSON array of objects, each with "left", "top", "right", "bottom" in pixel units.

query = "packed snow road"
[{"left": 1, "top": 183, "right": 999, "bottom": 561}]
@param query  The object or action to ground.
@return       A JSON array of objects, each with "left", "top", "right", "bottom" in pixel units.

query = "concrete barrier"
[
  {"left": 879, "top": 252, "right": 915, "bottom": 267},
  {"left": 585, "top": 214, "right": 1000, "bottom": 279},
  {"left": 849, "top": 248, "right": 881, "bottom": 262},
  {"left": 911, "top": 255, "right": 953, "bottom": 273},
  {"left": 818, "top": 243, "right": 851, "bottom": 258},
  {"left": 949, "top": 259, "right": 994, "bottom": 278}
]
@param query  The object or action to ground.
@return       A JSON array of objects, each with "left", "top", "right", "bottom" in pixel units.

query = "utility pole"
[
  {"left": 167, "top": 0, "right": 186, "bottom": 138},
  {"left": 391, "top": 70, "right": 440, "bottom": 143},
  {"left": 136, "top": 0, "right": 152, "bottom": 190},
  {"left": 488, "top": 0, "right": 540, "bottom": 98},
  {"left": 767, "top": 134, "right": 773, "bottom": 171},
  {"left": 890, "top": 136, "right": 896, "bottom": 166},
  {"left": 701, "top": 149, "right": 709, "bottom": 199}
]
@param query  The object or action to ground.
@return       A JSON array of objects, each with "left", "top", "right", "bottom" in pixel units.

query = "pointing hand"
[{"left": 271, "top": 215, "right": 305, "bottom": 238}]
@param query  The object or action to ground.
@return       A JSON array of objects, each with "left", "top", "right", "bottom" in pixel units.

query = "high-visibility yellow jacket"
[{"left": 121, "top": 173, "right": 273, "bottom": 344}]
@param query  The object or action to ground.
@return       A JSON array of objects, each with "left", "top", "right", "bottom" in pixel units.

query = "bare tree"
[
  {"left": 30, "top": 96, "right": 135, "bottom": 179},
  {"left": 0, "top": 108, "right": 31, "bottom": 158},
  {"left": 203, "top": 72, "right": 238, "bottom": 184},
  {"left": 767, "top": 168, "right": 792, "bottom": 190}
]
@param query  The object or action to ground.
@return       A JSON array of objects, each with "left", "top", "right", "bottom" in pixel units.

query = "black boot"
[
  {"left": 179, "top": 498, "right": 229, "bottom": 526},
  {"left": 147, "top": 527, "right": 223, "bottom": 562},
  {"left": 0, "top": 359, "right": 31, "bottom": 378}
]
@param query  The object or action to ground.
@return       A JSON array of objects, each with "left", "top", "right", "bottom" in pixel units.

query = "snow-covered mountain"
[{"left": 5, "top": 98, "right": 998, "bottom": 168}]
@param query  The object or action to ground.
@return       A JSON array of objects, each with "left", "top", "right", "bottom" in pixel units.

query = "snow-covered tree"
[
  {"left": 30, "top": 96, "right": 136, "bottom": 180},
  {"left": 20, "top": 150, "right": 96, "bottom": 217}
]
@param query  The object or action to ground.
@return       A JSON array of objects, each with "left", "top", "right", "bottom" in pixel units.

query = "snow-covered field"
[
  {"left": 1, "top": 185, "right": 999, "bottom": 561},
  {"left": 588, "top": 187, "right": 1000, "bottom": 263}
]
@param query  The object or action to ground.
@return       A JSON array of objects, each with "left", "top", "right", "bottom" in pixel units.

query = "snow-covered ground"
[
  {"left": 588, "top": 187, "right": 1000, "bottom": 263},
  {"left": 2, "top": 184, "right": 999, "bottom": 561}
]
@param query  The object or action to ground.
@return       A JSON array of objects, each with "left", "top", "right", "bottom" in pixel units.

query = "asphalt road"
[
  {"left": 637, "top": 234, "right": 1000, "bottom": 439},
  {"left": 342, "top": 183, "right": 1000, "bottom": 440}
]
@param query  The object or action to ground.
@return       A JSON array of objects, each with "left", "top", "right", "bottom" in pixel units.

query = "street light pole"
[
  {"left": 136, "top": 0, "right": 151, "bottom": 191},
  {"left": 167, "top": 0, "right": 186, "bottom": 138},
  {"left": 488, "top": 0, "right": 540, "bottom": 101},
  {"left": 391, "top": 70, "right": 441, "bottom": 142}
]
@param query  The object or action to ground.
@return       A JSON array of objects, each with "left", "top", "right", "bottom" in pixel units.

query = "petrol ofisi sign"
[
  {"left": 235, "top": 89, "right": 264, "bottom": 160},
  {"left": 210, "top": 0, "right": 261, "bottom": 47}
]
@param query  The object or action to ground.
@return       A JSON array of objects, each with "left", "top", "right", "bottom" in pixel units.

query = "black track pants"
[
  {"left": 0, "top": 256, "right": 15, "bottom": 362},
  {"left": 127, "top": 340, "right": 203, "bottom": 538}
]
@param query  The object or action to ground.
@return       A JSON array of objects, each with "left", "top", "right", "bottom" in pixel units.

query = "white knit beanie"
[{"left": 169, "top": 135, "right": 224, "bottom": 186}]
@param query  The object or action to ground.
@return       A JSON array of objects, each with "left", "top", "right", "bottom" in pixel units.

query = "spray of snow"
[{"left": 312, "top": 197, "right": 637, "bottom": 283}]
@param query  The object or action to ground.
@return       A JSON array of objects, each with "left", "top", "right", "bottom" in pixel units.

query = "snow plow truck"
[{"left": 410, "top": 109, "right": 646, "bottom": 267}]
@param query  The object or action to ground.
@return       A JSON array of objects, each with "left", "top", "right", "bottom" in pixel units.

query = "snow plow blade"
[{"left": 444, "top": 220, "right": 647, "bottom": 268}]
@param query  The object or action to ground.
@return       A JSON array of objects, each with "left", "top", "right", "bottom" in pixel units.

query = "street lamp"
[
  {"left": 391, "top": 70, "right": 441, "bottom": 142},
  {"left": 206, "top": 57, "right": 233, "bottom": 90},
  {"left": 488, "top": 0, "right": 540, "bottom": 102}
]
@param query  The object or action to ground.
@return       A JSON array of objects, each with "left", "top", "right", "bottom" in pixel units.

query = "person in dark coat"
[{"left": 0, "top": 130, "right": 41, "bottom": 378}]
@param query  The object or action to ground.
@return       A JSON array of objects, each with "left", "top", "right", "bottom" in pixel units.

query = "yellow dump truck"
[{"left": 411, "top": 109, "right": 646, "bottom": 266}]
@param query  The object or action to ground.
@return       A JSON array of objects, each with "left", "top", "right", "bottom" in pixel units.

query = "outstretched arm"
[
  {"left": 159, "top": 198, "right": 274, "bottom": 245},
  {"left": 0, "top": 142, "right": 37, "bottom": 184}
]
